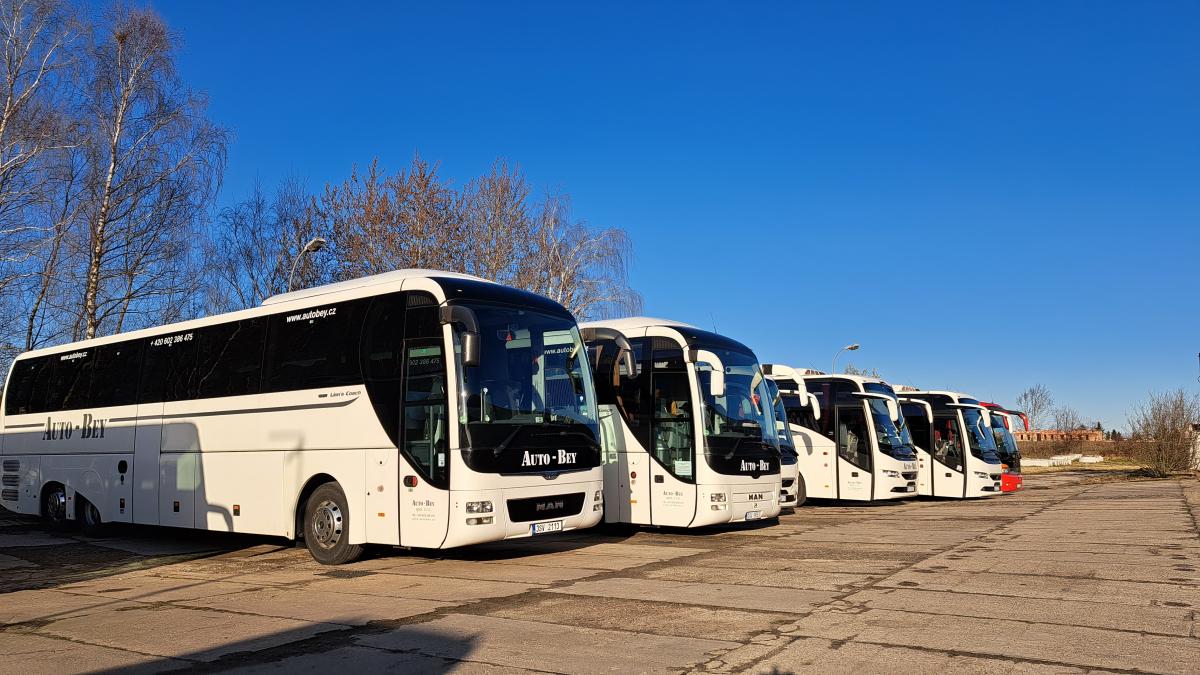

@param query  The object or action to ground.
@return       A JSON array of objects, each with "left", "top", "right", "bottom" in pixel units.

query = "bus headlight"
[
  {"left": 465, "top": 500, "right": 493, "bottom": 514},
  {"left": 710, "top": 493, "right": 727, "bottom": 502},
  {"left": 973, "top": 471, "right": 989, "bottom": 479},
  {"left": 882, "top": 470, "right": 900, "bottom": 478},
  {"left": 594, "top": 490, "right": 603, "bottom": 502},
  {"left": 466, "top": 516, "right": 494, "bottom": 525},
  {"left": 593, "top": 490, "right": 603, "bottom": 511}
]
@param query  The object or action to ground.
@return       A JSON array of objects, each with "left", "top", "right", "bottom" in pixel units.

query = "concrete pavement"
[{"left": 0, "top": 471, "right": 1196, "bottom": 673}]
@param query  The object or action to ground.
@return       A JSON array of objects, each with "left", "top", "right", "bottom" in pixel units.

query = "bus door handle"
[
  {"left": 654, "top": 475, "right": 664, "bottom": 483},
  {"left": 851, "top": 471, "right": 859, "bottom": 477},
  {"left": 944, "top": 472, "right": 952, "bottom": 478}
]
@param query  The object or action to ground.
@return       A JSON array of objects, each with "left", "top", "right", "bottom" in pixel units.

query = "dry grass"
[
  {"left": 1020, "top": 440, "right": 1114, "bottom": 459},
  {"left": 1021, "top": 457, "right": 1143, "bottom": 475}
]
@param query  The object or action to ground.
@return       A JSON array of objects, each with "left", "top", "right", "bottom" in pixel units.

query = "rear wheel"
[
  {"left": 77, "top": 496, "right": 107, "bottom": 536},
  {"left": 303, "top": 483, "right": 364, "bottom": 565},
  {"left": 42, "top": 484, "right": 67, "bottom": 525}
]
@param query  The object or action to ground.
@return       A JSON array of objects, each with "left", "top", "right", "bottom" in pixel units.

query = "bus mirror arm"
[
  {"left": 440, "top": 304, "right": 481, "bottom": 366},
  {"left": 686, "top": 348, "right": 725, "bottom": 396},
  {"left": 579, "top": 327, "right": 636, "bottom": 376}
]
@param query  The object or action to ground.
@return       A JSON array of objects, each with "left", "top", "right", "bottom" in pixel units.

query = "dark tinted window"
[
  {"left": 90, "top": 342, "right": 143, "bottom": 407},
  {"left": 139, "top": 331, "right": 198, "bottom": 403},
  {"left": 194, "top": 319, "right": 266, "bottom": 399},
  {"left": 902, "top": 405, "right": 933, "bottom": 451},
  {"left": 619, "top": 338, "right": 650, "bottom": 449},
  {"left": 264, "top": 300, "right": 367, "bottom": 392},
  {"left": 931, "top": 414, "right": 964, "bottom": 468},
  {"left": 46, "top": 351, "right": 93, "bottom": 411},
  {"left": 4, "top": 357, "right": 50, "bottom": 415},
  {"left": 361, "top": 293, "right": 406, "bottom": 446}
]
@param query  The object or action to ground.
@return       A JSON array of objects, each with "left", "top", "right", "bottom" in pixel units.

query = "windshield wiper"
[{"left": 489, "top": 420, "right": 599, "bottom": 457}]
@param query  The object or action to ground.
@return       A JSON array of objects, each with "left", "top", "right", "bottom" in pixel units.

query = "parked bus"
[
  {"left": 763, "top": 365, "right": 917, "bottom": 501},
  {"left": 981, "top": 402, "right": 1025, "bottom": 492},
  {"left": 0, "top": 270, "right": 605, "bottom": 563},
  {"left": 582, "top": 318, "right": 782, "bottom": 527},
  {"left": 895, "top": 388, "right": 1003, "bottom": 498},
  {"left": 765, "top": 377, "right": 803, "bottom": 508}
]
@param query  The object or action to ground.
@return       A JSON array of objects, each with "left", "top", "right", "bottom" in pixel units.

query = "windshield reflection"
[
  {"left": 696, "top": 348, "right": 779, "bottom": 456},
  {"left": 867, "top": 398, "right": 916, "bottom": 461},
  {"left": 962, "top": 407, "right": 1001, "bottom": 463}
]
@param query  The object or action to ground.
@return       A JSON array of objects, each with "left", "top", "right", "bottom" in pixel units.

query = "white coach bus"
[
  {"left": 895, "top": 388, "right": 1003, "bottom": 498},
  {"left": 0, "top": 270, "right": 605, "bottom": 563},
  {"left": 582, "top": 318, "right": 782, "bottom": 527},
  {"left": 764, "top": 365, "right": 917, "bottom": 501}
]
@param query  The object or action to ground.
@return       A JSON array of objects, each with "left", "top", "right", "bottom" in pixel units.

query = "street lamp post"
[
  {"left": 832, "top": 343, "right": 860, "bottom": 373},
  {"left": 287, "top": 237, "right": 327, "bottom": 292}
]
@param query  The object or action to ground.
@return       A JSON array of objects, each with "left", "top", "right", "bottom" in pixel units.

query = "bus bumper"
[{"left": 442, "top": 478, "right": 604, "bottom": 548}]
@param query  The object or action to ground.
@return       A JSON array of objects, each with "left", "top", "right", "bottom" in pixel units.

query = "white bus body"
[
  {"left": 0, "top": 270, "right": 604, "bottom": 563},
  {"left": 582, "top": 318, "right": 783, "bottom": 527},
  {"left": 764, "top": 365, "right": 917, "bottom": 501},
  {"left": 895, "top": 389, "right": 1003, "bottom": 498}
]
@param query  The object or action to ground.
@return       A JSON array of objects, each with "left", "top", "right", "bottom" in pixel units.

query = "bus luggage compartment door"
[{"left": 398, "top": 457, "right": 449, "bottom": 548}]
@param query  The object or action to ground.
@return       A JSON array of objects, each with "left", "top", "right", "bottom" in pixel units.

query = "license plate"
[
  {"left": 530, "top": 520, "right": 563, "bottom": 535},
  {"left": 906, "top": 485, "right": 916, "bottom": 492},
  {"left": 745, "top": 510, "right": 761, "bottom": 521}
]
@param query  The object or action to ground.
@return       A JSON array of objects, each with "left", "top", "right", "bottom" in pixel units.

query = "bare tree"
[
  {"left": 0, "top": 0, "right": 77, "bottom": 297},
  {"left": 1051, "top": 405, "right": 1084, "bottom": 432},
  {"left": 1015, "top": 384, "right": 1054, "bottom": 430},
  {"left": 1128, "top": 389, "right": 1200, "bottom": 476},
  {"left": 842, "top": 363, "right": 881, "bottom": 378},
  {"left": 206, "top": 178, "right": 315, "bottom": 311},
  {"left": 516, "top": 192, "right": 641, "bottom": 319},
  {"left": 77, "top": 6, "right": 225, "bottom": 339}
]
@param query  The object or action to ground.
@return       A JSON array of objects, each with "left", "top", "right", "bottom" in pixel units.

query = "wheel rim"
[
  {"left": 44, "top": 488, "right": 66, "bottom": 522},
  {"left": 310, "top": 499, "right": 344, "bottom": 549}
]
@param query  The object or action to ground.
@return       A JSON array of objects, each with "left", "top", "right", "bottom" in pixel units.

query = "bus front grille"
[
  {"left": 901, "top": 472, "right": 918, "bottom": 480},
  {"left": 1, "top": 474, "right": 19, "bottom": 486},
  {"left": 1, "top": 489, "right": 17, "bottom": 502},
  {"left": 1, "top": 460, "right": 18, "bottom": 472},
  {"left": 506, "top": 492, "right": 586, "bottom": 523}
]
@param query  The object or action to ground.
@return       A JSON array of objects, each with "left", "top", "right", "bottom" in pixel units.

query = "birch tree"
[{"left": 77, "top": 5, "right": 225, "bottom": 338}]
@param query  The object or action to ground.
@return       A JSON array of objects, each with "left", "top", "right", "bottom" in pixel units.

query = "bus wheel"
[
  {"left": 78, "top": 496, "right": 107, "bottom": 536},
  {"left": 42, "top": 484, "right": 67, "bottom": 525},
  {"left": 793, "top": 476, "right": 807, "bottom": 508},
  {"left": 303, "top": 483, "right": 364, "bottom": 565}
]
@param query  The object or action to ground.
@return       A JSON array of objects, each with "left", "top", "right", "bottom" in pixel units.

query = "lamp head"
[{"left": 304, "top": 237, "right": 328, "bottom": 253}]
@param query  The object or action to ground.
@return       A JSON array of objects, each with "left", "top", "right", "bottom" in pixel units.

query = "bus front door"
[
  {"left": 834, "top": 406, "right": 872, "bottom": 500},
  {"left": 930, "top": 415, "right": 967, "bottom": 498},
  {"left": 397, "top": 341, "right": 450, "bottom": 548}
]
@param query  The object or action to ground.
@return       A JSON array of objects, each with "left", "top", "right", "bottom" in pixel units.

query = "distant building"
[{"left": 1014, "top": 429, "right": 1105, "bottom": 443}]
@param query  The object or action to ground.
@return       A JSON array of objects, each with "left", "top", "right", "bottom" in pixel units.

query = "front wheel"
[
  {"left": 303, "top": 483, "right": 364, "bottom": 565},
  {"left": 793, "top": 476, "right": 807, "bottom": 508},
  {"left": 78, "top": 496, "right": 108, "bottom": 536},
  {"left": 42, "top": 484, "right": 67, "bottom": 525}
]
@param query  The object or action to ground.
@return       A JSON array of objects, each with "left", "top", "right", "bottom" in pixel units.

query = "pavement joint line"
[
  {"left": 701, "top": 481, "right": 1102, "bottom": 673},
  {"left": 6, "top": 621, "right": 200, "bottom": 665}
]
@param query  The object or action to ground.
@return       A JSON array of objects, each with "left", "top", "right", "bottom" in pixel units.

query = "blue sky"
[{"left": 153, "top": 1, "right": 1199, "bottom": 430}]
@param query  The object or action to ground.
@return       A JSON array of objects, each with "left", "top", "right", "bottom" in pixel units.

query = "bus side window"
[
  {"left": 649, "top": 340, "right": 694, "bottom": 481},
  {"left": 46, "top": 351, "right": 94, "bottom": 412},
  {"left": 194, "top": 318, "right": 266, "bottom": 399},
  {"left": 362, "top": 293, "right": 406, "bottom": 448},
  {"left": 140, "top": 333, "right": 198, "bottom": 403},
  {"left": 90, "top": 342, "right": 143, "bottom": 407},
  {"left": 263, "top": 300, "right": 367, "bottom": 392},
  {"left": 4, "top": 357, "right": 51, "bottom": 415}
]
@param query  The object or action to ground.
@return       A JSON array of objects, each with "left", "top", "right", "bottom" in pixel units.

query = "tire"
[
  {"left": 77, "top": 496, "right": 108, "bottom": 537},
  {"left": 42, "top": 483, "right": 67, "bottom": 526},
  {"left": 793, "top": 475, "right": 807, "bottom": 508},
  {"left": 303, "top": 482, "right": 364, "bottom": 565}
]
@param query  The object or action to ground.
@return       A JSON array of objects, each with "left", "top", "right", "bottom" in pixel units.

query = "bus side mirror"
[
  {"left": 886, "top": 398, "right": 899, "bottom": 422},
  {"left": 440, "top": 304, "right": 481, "bottom": 366},
  {"left": 460, "top": 331, "right": 480, "bottom": 367},
  {"left": 980, "top": 409, "right": 991, "bottom": 427},
  {"left": 687, "top": 348, "right": 725, "bottom": 396},
  {"left": 579, "top": 327, "right": 636, "bottom": 377},
  {"left": 808, "top": 393, "right": 821, "bottom": 420}
]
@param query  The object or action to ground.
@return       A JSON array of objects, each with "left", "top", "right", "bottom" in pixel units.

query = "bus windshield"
[
  {"left": 455, "top": 303, "right": 601, "bottom": 474},
  {"left": 962, "top": 407, "right": 1001, "bottom": 463},
  {"left": 867, "top": 398, "right": 916, "bottom": 461},
  {"left": 697, "top": 348, "right": 780, "bottom": 459},
  {"left": 990, "top": 415, "right": 1020, "bottom": 459}
]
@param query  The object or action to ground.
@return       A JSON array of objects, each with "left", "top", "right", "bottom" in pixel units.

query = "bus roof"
[{"left": 262, "top": 268, "right": 489, "bottom": 306}]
